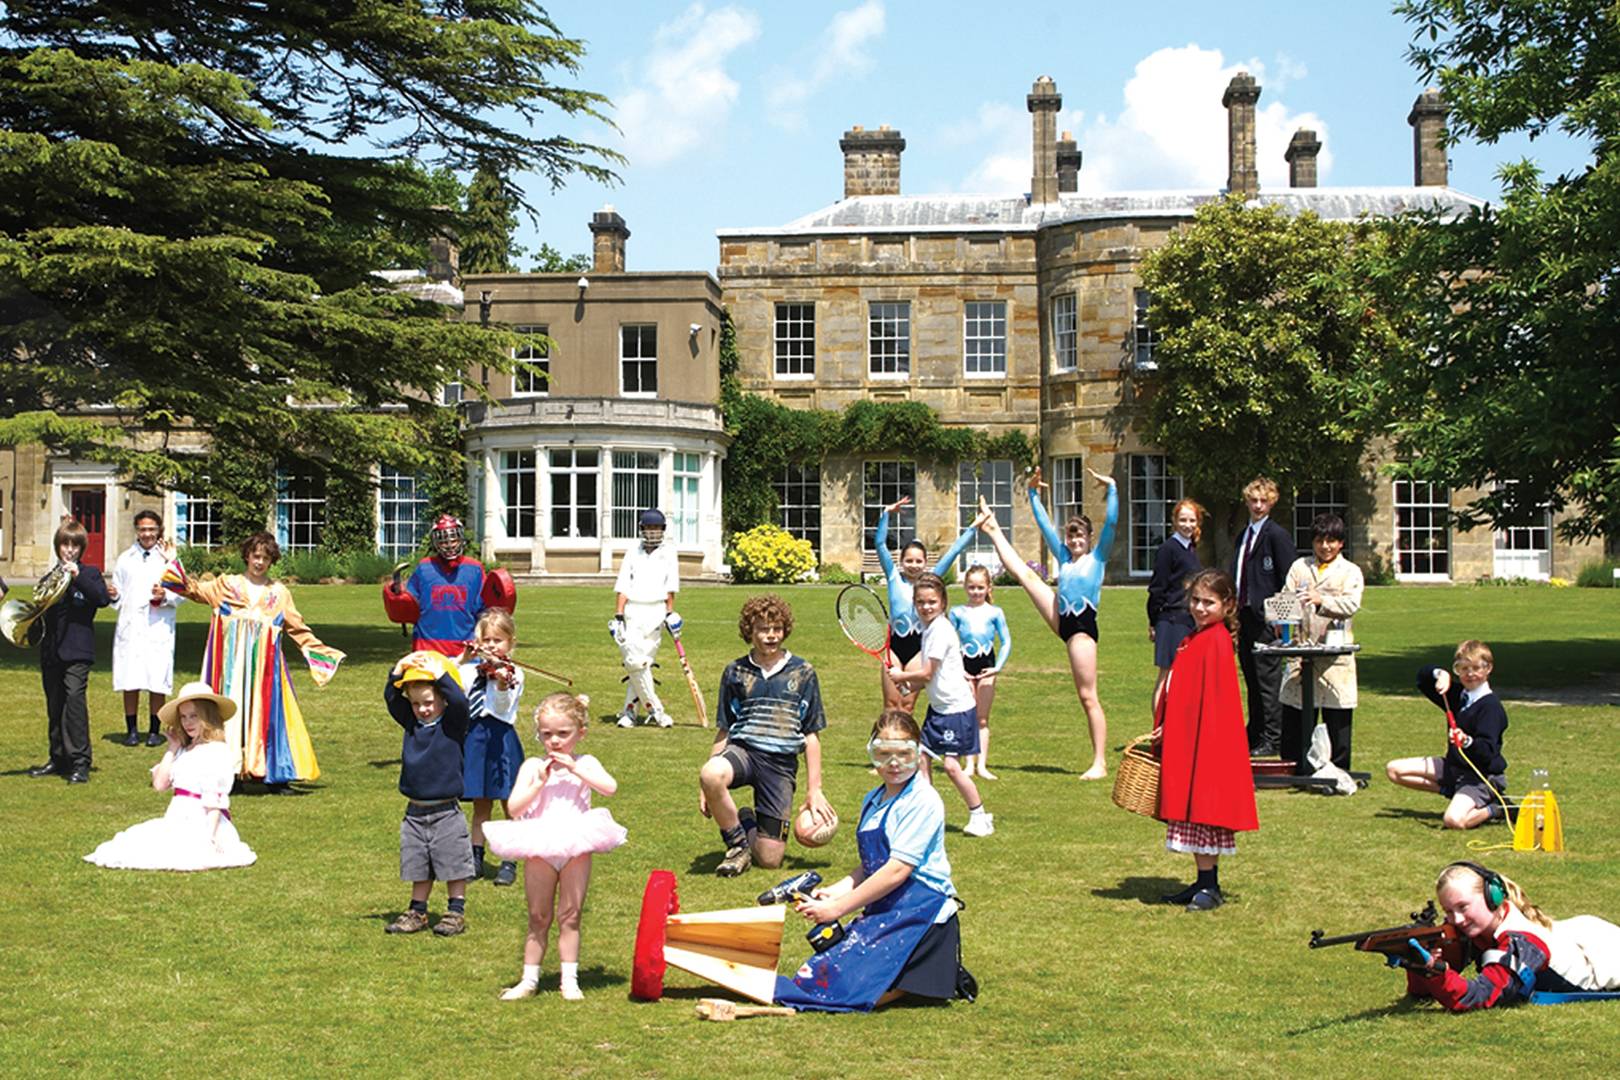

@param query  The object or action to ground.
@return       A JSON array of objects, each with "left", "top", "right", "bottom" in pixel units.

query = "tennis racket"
[{"left": 836, "top": 583, "right": 893, "bottom": 670}]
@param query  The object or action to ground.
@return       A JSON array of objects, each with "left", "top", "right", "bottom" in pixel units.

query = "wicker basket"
[{"left": 1111, "top": 734, "right": 1161, "bottom": 819}]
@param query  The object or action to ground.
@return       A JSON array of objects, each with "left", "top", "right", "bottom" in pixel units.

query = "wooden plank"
[{"left": 663, "top": 944, "right": 779, "bottom": 1005}]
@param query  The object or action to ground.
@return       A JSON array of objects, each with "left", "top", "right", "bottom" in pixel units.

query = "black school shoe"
[
  {"left": 121, "top": 728, "right": 142, "bottom": 747},
  {"left": 493, "top": 861, "right": 518, "bottom": 887},
  {"left": 146, "top": 731, "right": 165, "bottom": 747},
  {"left": 66, "top": 767, "right": 90, "bottom": 784},
  {"left": 1185, "top": 888, "right": 1223, "bottom": 912},
  {"left": 1158, "top": 883, "right": 1200, "bottom": 905},
  {"left": 27, "top": 761, "right": 65, "bottom": 778}
]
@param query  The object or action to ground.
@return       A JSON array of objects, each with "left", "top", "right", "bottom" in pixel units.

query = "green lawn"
[{"left": 2, "top": 583, "right": 1617, "bottom": 1077}]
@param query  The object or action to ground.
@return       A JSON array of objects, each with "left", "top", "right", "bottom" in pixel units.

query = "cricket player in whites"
[{"left": 611, "top": 509, "right": 682, "bottom": 728}]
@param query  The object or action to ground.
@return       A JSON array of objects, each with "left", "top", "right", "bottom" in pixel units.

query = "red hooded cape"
[{"left": 1155, "top": 623, "right": 1258, "bottom": 832}]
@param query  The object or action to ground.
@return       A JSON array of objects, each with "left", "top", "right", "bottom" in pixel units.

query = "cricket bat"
[{"left": 669, "top": 631, "right": 709, "bottom": 727}]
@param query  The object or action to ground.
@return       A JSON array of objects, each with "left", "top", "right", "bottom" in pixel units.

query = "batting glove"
[
  {"left": 664, "top": 611, "right": 683, "bottom": 638},
  {"left": 608, "top": 615, "right": 627, "bottom": 646}
]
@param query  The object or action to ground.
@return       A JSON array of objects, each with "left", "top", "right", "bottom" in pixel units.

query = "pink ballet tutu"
[
  {"left": 484, "top": 806, "right": 627, "bottom": 867},
  {"left": 483, "top": 755, "right": 626, "bottom": 868}
]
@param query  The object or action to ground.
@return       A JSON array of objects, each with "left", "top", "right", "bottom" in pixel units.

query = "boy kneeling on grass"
[
  {"left": 384, "top": 650, "right": 475, "bottom": 936},
  {"left": 700, "top": 594, "right": 833, "bottom": 877},
  {"left": 1386, "top": 640, "right": 1509, "bottom": 830}
]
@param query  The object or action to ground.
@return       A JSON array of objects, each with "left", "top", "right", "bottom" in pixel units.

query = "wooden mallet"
[{"left": 695, "top": 998, "right": 795, "bottom": 1022}]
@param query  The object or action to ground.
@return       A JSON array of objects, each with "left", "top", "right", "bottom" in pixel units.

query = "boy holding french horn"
[{"left": 23, "top": 518, "right": 111, "bottom": 784}]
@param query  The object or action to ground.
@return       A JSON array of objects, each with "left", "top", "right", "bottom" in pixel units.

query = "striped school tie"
[{"left": 468, "top": 673, "right": 487, "bottom": 717}]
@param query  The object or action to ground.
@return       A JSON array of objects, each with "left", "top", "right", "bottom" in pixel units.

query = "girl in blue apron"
[{"left": 775, "top": 710, "right": 974, "bottom": 1012}]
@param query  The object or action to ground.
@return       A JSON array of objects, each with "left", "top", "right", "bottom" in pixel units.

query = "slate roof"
[{"left": 716, "top": 186, "right": 1486, "bottom": 237}]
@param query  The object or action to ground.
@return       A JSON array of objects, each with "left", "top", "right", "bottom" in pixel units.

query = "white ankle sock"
[
  {"left": 559, "top": 961, "right": 582, "bottom": 1000},
  {"left": 522, "top": 963, "right": 540, "bottom": 985}
]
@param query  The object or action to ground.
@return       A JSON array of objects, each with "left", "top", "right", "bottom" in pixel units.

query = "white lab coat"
[{"left": 111, "top": 542, "right": 184, "bottom": 693}]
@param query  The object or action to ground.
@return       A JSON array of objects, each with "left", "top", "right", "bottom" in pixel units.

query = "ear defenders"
[{"left": 1448, "top": 860, "right": 1507, "bottom": 910}]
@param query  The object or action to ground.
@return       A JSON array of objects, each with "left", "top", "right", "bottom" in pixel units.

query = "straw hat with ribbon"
[{"left": 157, "top": 681, "right": 238, "bottom": 726}]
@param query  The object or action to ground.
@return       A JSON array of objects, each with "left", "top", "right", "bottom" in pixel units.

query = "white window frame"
[
  {"left": 1127, "top": 453, "right": 1183, "bottom": 576},
  {"left": 774, "top": 302, "right": 815, "bottom": 380},
  {"left": 774, "top": 464, "right": 821, "bottom": 555},
  {"left": 1051, "top": 457, "right": 1085, "bottom": 528},
  {"left": 863, "top": 461, "right": 916, "bottom": 553},
  {"left": 440, "top": 380, "right": 463, "bottom": 406},
  {"left": 672, "top": 452, "right": 702, "bottom": 546},
  {"left": 498, "top": 450, "right": 537, "bottom": 540},
  {"left": 1052, "top": 293, "right": 1077, "bottom": 372},
  {"left": 1491, "top": 481, "right": 1552, "bottom": 580},
  {"left": 547, "top": 448, "right": 599, "bottom": 540},
  {"left": 868, "top": 301, "right": 911, "bottom": 379},
  {"left": 1393, "top": 479, "right": 1450, "bottom": 580},
  {"left": 173, "top": 486, "right": 223, "bottom": 549},
  {"left": 611, "top": 449, "right": 661, "bottom": 540},
  {"left": 377, "top": 467, "right": 431, "bottom": 556},
  {"left": 963, "top": 300, "right": 1007, "bottom": 378},
  {"left": 275, "top": 466, "right": 326, "bottom": 553},
  {"left": 512, "top": 324, "right": 549, "bottom": 397},
  {"left": 1293, "top": 482, "right": 1350, "bottom": 559},
  {"left": 620, "top": 324, "right": 658, "bottom": 398},
  {"left": 1133, "top": 288, "right": 1158, "bottom": 371},
  {"left": 957, "top": 460, "right": 1014, "bottom": 570}
]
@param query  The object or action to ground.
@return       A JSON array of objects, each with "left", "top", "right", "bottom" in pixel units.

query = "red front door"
[{"left": 69, "top": 489, "right": 106, "bottom": 568}]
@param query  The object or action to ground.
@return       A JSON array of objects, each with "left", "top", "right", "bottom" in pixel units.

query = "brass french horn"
[{"left": 1, "top": 563, "right": 74, "bottom": 648}]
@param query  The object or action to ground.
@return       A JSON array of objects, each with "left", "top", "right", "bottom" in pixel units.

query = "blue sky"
[{"left": 510, "top": 1, "right": 1589, "bottom": 271}]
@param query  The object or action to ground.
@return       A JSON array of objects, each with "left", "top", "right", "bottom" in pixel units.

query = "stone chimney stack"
[
  {"left": 1285, "top": 128, "right": 1322, "bottom": 188},
  {"left": 589, "top": 205, "right": 629, "bottom": 272},
  {"left": 1222, "top": 72, "right": 1261, "bottom": 199},
  {"left": 427, "top": 231, "right": 459, "bottom": 282},
  {"left": 1408, "top": 89, "right": 1448, "bottom": 186},
  {"left": 840, "top": 125, "right": 905, "bottom": 197},
  {"left": 1056, "top": 131, "right": 1082, "bottom": 193},
  {"left": 1027, "top": 76, "right": 1062, "bottom": 204}
]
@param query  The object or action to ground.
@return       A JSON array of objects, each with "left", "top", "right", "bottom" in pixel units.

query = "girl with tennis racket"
[
  {"left": 873, "top": 497, "right": 978, "bottom": 711},
  {"left": 973, "top": 466, "right": 1117, "bottom": 780}
]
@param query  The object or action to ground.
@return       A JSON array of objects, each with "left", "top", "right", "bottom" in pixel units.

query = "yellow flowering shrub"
[{"left": 727, "top": 524, "right": 816, "bottom": 584}]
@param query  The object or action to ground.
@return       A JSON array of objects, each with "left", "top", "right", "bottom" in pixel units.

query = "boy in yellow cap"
[{"left": 384, "top": 650, "right": 474, "bottom": 935}]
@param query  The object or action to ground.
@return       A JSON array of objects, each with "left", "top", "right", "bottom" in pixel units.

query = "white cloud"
[
  {"left": 614, "top": 4, "right": 762, "bottom": 168},
  {"left": 950, "top": 46, "right": 1332, "bottom": 195},
  {"left": 766, "top": 1, "right": 886, "bottom": 127}
]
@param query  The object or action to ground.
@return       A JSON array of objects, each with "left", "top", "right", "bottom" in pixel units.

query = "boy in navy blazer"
[
  {"left": 1230, "top": 478, "right": 1295, "bottom": 756},
  {"left": 28, "top": 517, "right": 111, "bottom": 783}
]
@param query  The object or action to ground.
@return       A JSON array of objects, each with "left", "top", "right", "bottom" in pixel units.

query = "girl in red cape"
[{"left": 1154, "top": 568, "right": 1257, "bottom": 911}]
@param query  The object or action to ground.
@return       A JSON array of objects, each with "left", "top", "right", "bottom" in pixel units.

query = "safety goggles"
[{"left": 867, "top": 738, "right": 921, "bottom": 768}]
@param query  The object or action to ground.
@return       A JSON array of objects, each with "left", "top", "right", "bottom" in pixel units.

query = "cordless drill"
[{"left": 757, "top": 871, "right": 846, "bottom": 953}]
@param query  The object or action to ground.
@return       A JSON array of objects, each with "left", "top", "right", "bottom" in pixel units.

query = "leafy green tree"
[
  {"left": 1362, "top": 0, "right": 1620, "bottom": 541},
  {"left": 0, "top": 2, "right": 617, "bottom": 503},
  {"left": 461, "top": 162, "right": 523, "bottom": 274},
  {"left": 1136, "top": 198, "right": 1402, "bottom": 551},
  {"left": 529, "top": 243, "right": 592, "bottom": 273}
]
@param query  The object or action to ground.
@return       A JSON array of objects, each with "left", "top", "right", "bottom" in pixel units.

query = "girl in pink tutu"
[{"left": 486, "top": 692, "right": 625, "bottom": 1000}]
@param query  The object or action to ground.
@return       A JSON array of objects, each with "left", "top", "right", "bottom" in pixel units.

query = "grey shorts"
[{"left": 400, "top": 802, "right": 475, "bottom": 883}]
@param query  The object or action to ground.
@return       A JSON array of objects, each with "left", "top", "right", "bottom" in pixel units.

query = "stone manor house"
[{"left": 0, "top": 73, "right": 1605, "bottom": 584}]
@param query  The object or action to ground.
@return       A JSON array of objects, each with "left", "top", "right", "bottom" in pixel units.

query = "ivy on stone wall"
[{"left": 719, "top": 312, "right": 1038, "bottom": 537}]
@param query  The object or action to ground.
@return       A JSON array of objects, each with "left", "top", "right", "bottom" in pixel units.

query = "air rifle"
[{"left": 1308, "top": 901, "right": 1465, "bottom": 973}]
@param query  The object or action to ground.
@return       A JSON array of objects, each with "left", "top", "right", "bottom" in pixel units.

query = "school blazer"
[{"left": 1231, "top": 518, "right": 1295, "bottom": 619}]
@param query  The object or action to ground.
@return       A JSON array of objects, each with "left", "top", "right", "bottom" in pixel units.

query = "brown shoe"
[
  {"left": 432, "top": 910, "right": 467, "bottom": 937},
  {"left": 385, "top": 909, "right": 430, "bottom": 934}
]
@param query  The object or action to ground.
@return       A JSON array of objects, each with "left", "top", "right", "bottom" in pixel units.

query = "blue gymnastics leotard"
[
  {"left": 875, "top": 511, "right": 977, "bottom": 638},
  {"left": 1031, "top": 482, "right": 1117, "bottom": 617},
  {"left": 949, "top": 602, "right": 1011, "bottom": 671}
]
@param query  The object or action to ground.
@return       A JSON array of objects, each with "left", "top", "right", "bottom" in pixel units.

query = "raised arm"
[
  {"left": 1028, "top": 482, "right": 1067, "bottom": 566},
  {"left": 874, "top": 506, "right": 897, "bottom": 579},
  {"left": 1089, "top": 470, "right": 1118, "bottom": 566},
  {"left": 931, "top": 520, "right": 979, "bottom": 576}
]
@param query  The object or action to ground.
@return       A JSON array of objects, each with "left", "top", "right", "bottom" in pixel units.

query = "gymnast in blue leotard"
[
  {"left": 975, "top": 465, "right": 1117, "bottom": 779},
  {"left": 875, "top": 497, "right": 977, "bottom": 710},
  {"left": 949, "top": 564, "right": 1011, "bottom": 780}
]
